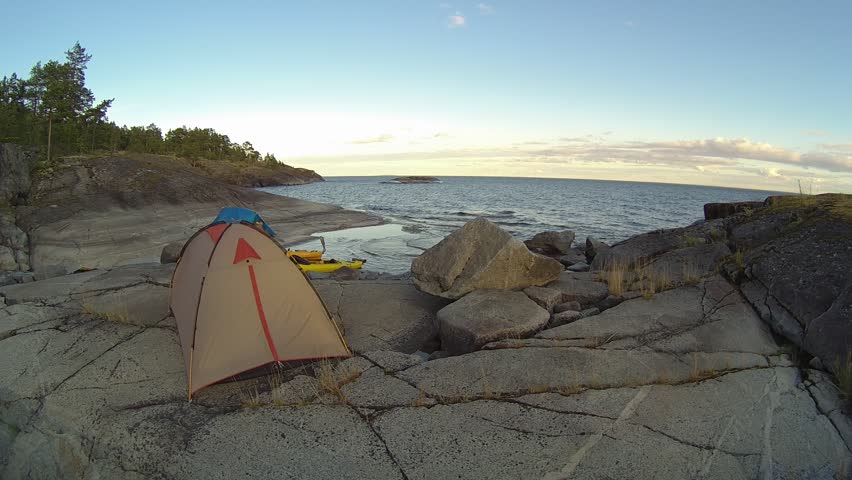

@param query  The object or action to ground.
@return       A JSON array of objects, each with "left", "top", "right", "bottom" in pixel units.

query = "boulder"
[
  {"left": 33, "top": 264, "right": 69, "bottom": 281},
  {"left": 411, "top": 218, "right": 562, "bottom": 299},
  {"left": 522, "top": 286, "right": 564, "bottom": 313},
  {"left": 546, "top": 272, "right": 609, "bottom": 307},
  {"left": 558, "top": 249, "right": 586, "bottom": 267},
  {"left": 553, "top": 301, "right": 581, "bottom": 313},
  {"left": 330, "top": 266, "right": 360, "bottom": 281},
  {"left": 566, "top": 261, "right": 589, "bottom": 272},
  {"left": 585, "top": 237, "right": 609, "bottom": 260},
  {"left": 548, "top": 310, "right": 582, "bottom": 328},
  {"left": 315, "top": 280, "right": 450, "bottom": 353},
  {"left": 524, "top": 230, "right": 575, "bottom": 254},
  {"left": 436, "top": 289, "right": 550, "bottom": 354},
  {"left": 159, "top": 241, "right": 183, "bottom": 264}
]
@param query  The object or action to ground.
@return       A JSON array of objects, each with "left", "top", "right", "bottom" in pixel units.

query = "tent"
[
  {"left": 170, "top": 217, "right": 350, "bottom": 399},
  {"left": 212, "top": 206, "right": 277, "bottom": 237}
]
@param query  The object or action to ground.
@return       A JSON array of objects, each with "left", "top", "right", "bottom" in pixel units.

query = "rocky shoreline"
[{"left": 1, "top": 152, "right": 851, "bottom": 479}]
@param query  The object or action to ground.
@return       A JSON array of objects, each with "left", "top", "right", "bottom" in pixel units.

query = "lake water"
[{"left": 260, "top": 176, "right": 782, "bottom": 274}]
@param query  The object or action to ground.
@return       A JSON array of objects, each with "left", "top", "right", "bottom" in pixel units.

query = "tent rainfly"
[{"left": 170, "top": 216, "right": 350, "bottom": 399}]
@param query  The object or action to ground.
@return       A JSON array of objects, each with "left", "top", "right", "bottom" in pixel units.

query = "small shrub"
[
  {"left": 680, "top": 234, "right": 703, "bottom": 248},
  {"left": 733, "top": 248, "right": 746, "bottom": 268},
  {"left": 708, "top": 227, "right": 726, "bottom": 243}
]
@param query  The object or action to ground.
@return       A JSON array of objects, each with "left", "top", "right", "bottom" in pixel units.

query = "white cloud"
[
  {"left": 761, "top": 167, "right": 782, "bottom": 177},
  {"left": 804, "top": 130, "right": 828, "bottom": 137},
  {"left": 448, "top": 12, "right": 465, "bottom": 28},
  {"left": 478, "top": 3, "right": 495, "bottom": 15},
  {"left": 439, "top": 2, "right": 451, "bottom": 9},
  {"left": 348, "top": 134, "right": 394, "bottom": 145}
]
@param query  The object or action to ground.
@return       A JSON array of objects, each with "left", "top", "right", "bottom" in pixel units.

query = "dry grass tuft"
[
  {"left": 638, "top": 265, "right": 671, "bottom": 299},
  {"left": 81, "top": 303, "right": 131, "bottom": 324},
  {"left": 411, "top": 389, "right": 431, "bottom": 407},
  {"left": 679, "top": 234, "right": 703, "bottom": 248},
  {"left": 528, "top": 384, "right": 551, "bottom": 394},
  {"left": 316, "top": 359, "right": 363, "bottom": 404},
  {"left": 682, "top": 260, "right": 701, "bottom": 286},
  {"left": 834, "top": 352, "right": 852, "bottom": 411},
  {"left": 733, "top": 248, "right": 746, "bottom": 268},
  {"left": 599, "top": 258, "right": 629, "bottom": 296},
  {"left": 240, "top": 386, "right": 264, "bottom": 409},
  {"left": 558, "top": 384, "right": 584, "bottom": 395}
]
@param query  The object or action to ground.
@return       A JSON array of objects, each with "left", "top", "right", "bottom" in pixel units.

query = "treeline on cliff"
[{"left": 0, "top": 43, "right": 281, "bottom": 167}]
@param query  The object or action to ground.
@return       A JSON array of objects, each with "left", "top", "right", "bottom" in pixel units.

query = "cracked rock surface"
[{"left": 2, "top": 263, "right": 851, "bottom": 479}]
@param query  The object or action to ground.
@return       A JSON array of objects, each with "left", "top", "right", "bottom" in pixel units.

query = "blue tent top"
[{"left": 212, "top": 207, "right": 277, "bottom": 237}]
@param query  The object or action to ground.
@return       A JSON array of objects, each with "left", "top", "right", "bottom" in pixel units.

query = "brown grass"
[
  {"left": 639, "top": 265, "right": 671, "bottom": 299},
  {"left": 240, "top": 386, "right": 264, "bottom": 409},
  {"left": 528, "top": 384, "right": 551, "bottom": 394},
  {"left": 81, "top": 302, "right": 131, "bottom": 324},
  {"left": 682, "top": 260, "right": 701, "bottom": 286},
  {"left": 411, "top": 389, "right": 431, "bottom": 407},
  {"left": 599, "top": 258, "right": 629, "bottom": 296},
  {"left": 315, "top": 359, "right": 363, "bottom": 404}
]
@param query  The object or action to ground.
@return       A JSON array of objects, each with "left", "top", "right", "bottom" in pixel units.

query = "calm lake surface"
[{"left": 261, "top": 176, "right": 783, "bottom": 274}]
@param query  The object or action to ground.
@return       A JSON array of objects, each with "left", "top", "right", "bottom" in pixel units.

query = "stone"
[
  {"left": 524, "top": 230, "right": 575, "bottom": 254},
  {"left": 585, "top": 236, "right": 609, "bottom": 260},
  {"left": 566, "top": 261, "right": 589, "bottom": 272},
  {"left": 640, "top": 242, "right": 731, "bottom": 288},
  {"left": 362, "top": 350, "right": 425, "bottom": 373},
  {"left": 436, "top": 289, "right": 550, "bottom": 354},
  {"left": 804, "top": 282, "right": 852, "bottom": 375},
  {"left": 159, "top": 241, "right": 183, "bottom": 264},
  {"left": 558, "top": 249, "right": 586, "bottom": 267},
  {"left": 410, "top": 218, "right": 563, "bottom": 299},
  {"left": 580, "top": 307, "right": 600, "bottom": 318},
  {"left": 809, "top": 357, "right": 825, "bottom": 371},
  {"left": 597, "top": 295, "right": 623, "bottom": 311},
  {"left": 549, "top": 310, "right": 582, "bottom": 328},
  {"left": 315, "top": 280, "right": 450, "bottom": 353},
  {"left": 523, "top": 286, "right": 565, "bottom": 312},
  {"left": 553, "top": 301, "right": 581, "bottom": 313},
  {"left": 546, "top": 272, "right": 610, "bottom": 307}
]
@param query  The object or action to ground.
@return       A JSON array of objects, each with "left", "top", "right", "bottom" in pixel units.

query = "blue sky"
[{"left": 3, "top": 1, "right": 851, "bottom": 192}]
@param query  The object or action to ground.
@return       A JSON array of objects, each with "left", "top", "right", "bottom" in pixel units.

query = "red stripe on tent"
[
  {"left": 206, "top": 224, "right": 228, "bottom": 243},
  {"left": 233, "top": 238, "right": 262, "bottom": 264},
  {"left": 248, "top": 264, "right": 279, "bottom": 362}
]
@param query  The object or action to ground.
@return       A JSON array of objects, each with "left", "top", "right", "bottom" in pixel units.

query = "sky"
[{"left": 3, "top": 1, "right": 852, "bottom": 193}]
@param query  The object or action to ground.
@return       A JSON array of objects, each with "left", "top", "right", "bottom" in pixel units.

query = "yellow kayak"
[
  {"left": 287, "top": 250, "right": 324, "bottom": 263},
  {"left": 297, "top": 259, "right": 365, "bottom": 273}
]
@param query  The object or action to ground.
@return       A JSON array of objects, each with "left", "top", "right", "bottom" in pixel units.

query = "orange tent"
[{"left": 170, "top": 221, "right": 350, "bottom": 399}]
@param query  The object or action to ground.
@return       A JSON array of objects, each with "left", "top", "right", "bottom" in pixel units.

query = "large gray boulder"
[
  {"left": 546, "top": 272, "right": 609, "bottom": 308},
  {"left": 524, "top": 230, "right": 575, "bottom": 254},
  {"left": 315, "top": 280, "right": 450, "bottom": 353},
  {"left": 160, "top": 241, "right": 183, "bottom": 264},
  {"left": 436, "top": 289, "right": 550, "bottom": 354},
  {"left": 411, "top": 218, "right": 563, "bottom": 299}
]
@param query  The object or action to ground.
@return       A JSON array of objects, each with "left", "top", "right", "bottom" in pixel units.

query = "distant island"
[{"left": 382, "top": 176, "right": 442, "bottom": 184}]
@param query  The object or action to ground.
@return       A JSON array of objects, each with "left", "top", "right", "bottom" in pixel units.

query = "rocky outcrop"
[
  {"left": 385, "top": 176, "right": 441, "bottom": 184},
  {"left": 703, "top": 200, "right": 763, "bottom": 220},
  {"left": 585, "top": 236, "right": 609, "bottom": 261},
  {"left": 0, "top": 143, "right": 38, "bottom": 206},
  {"left": 15, "top": 153, "right": 379, "bottom": 273},
  {"left": 411, "top": 218, "right": 563, "bottom": 299},
  {"left": 729, "top": 197, "right": 852, "bottom": 375},
  {"left": 436, "top": 289, "right": 550, "bottom": 354},
  {"left": 525, "top": 230, "right": 575, "bottom": 254},
  {"left": 2, "top": 258, "right": 850, "bottom": 478}
]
